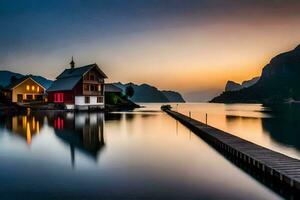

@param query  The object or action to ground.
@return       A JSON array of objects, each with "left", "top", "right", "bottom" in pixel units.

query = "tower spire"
[{"left": 70, "top": 56, "right": 75, "bottom": 69}]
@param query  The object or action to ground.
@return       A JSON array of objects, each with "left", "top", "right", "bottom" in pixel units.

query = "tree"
[{"left": 125, "top": 85, "right": 134, "bottom": 99}]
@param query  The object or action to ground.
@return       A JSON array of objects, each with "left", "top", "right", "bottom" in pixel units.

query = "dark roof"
[
  {"left": 5, "top": 75, "right": 45, "bottom": 90},
  {"left": 56, "top": 63, "right": 107, "bottom": 79},
  {"left": 47, "top": 76, "right": 82, "bottom": 92},
  {"left": 105, "top": 83, "right": 122, "bottom": 93},
  {"left": 47, "top": 63, "right": 108, "bottom": 92}
]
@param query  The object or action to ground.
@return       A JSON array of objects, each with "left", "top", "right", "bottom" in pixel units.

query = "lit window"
[
  {"left": 84, "top": 84, "right": 89, "bottom": 91},
  {"left": 37, "top": 86, "right": 40, "bottom": 92},
  {"left": 32, "top": 86, "right": 35, "bottom": 91},
  {"left": 54, "top": 93, "right": 64, "bottom": 103},
  {"left": 26, "top": 85, "right": 30, "bottom": 91}
]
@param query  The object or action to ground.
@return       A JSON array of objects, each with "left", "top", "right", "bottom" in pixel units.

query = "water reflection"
[
  {"left": 225, "top": 112, "right": 300, "bottom": 158},
  {"left": 0, "top": 112, "right": 44, "bottom": 144},
  {"left": 261, "top": 113, "right": 300, "bottom": 152},
  {"left": 162, "top": 102, "right": 300, "bottom": 159},
  {"left": 48, "top": 112, "right": 105, "bottom": 167},
  {"left": 0, "top": 108, "right": 283, "bottom": 199},
  {"left": 0, "top": 111, "right": 107, "bottom": 167}
]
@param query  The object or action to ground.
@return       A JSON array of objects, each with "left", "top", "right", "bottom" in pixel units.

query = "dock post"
[
  {"left": 205, "top": 113, "right": 208, "bottom": 124},
  {"left": 189, "top": 111, "right": 191, "bottom": 118}
]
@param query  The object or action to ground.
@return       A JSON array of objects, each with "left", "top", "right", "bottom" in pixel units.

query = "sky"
[{"left": 1, "top": 0, "right": 300, "bottom": 101}]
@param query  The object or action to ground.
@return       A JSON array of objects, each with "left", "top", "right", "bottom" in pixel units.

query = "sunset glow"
[{"left": 1, "top": 0, "right": 300, "bottom": 100}]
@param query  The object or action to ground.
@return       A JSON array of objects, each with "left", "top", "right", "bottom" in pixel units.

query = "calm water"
[
  {"left": 0, "top": 103, "right": 294, "bottom": 199},
  {"left": 168, "top": 103, "right": 300, "bottom": 160}
]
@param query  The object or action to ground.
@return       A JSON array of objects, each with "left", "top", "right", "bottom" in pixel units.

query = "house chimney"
[{"left": 70, "top": 56, "right": 75, "bottom": 69}]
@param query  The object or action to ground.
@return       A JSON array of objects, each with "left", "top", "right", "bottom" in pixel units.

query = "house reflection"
[
  {"left": 0, "top": 112, "right": 44, "bottom": 144},
  {"left": 47, "top": 112, "right": 105, "bottom": 167}
]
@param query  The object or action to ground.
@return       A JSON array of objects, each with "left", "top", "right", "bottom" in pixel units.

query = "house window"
[
  {"left": 85, "top": 96, "right": 90, "bottom": 104},
  {"left": 90, "top": 84, "right": 97, "bottom": 92},
  {"left": 32, "top": 85, "right": 35, "bottom": 91},
  {"left": 37, "top": 86, "right": 40, "bottom": 92},
  {"left": 26, "top": 95, "right": 33, "bottom": 100},
  {"left": 26, "top": 85, "right": 30, "bottom": 91},
  {"left": 97, "top": 96, "right": 103, "bottom": 103},
  {"left": 90, "top": 74, "right": 95, "bottom": 81},
  {"left": 84, "top": 84, "right": 89, "bottom": 91},
  {"left": 54, "top": 93, "right": 64, "bottom": 103}
]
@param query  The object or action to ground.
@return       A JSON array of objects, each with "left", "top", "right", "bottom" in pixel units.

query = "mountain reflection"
[
  {"left": 261, "top": 105, "right": 300, "bottom": 151},
  {"left": 226, "top": 111, "right": 300, "bottom": 152}
]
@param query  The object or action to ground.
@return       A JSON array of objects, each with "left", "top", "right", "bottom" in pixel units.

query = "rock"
[
  {"left": 241, "top": 77, "right": 259, "bottom": 88},
  {"left": 211, "top": 44, "right": 300, "bottom": 103},
  {"left": 225, "top": 81, "right": 242, "bottom": 92}
]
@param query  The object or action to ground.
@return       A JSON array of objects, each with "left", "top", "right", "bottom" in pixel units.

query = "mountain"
[
  {"left": 0, "top": 70, "right": 53, "bottom": 89},
  {"left": 241, "top": 77, "right": 259, "bottom": 88},
  {"left": 0, "top": 71, "right": 23, "bottom": 87},
  {"left": 161, "top": 91, "right": 185, "bottom": 102},
  {"left": 225, "top": 77, "right": 259, "bottom": 92},
  {"left": 225, "top": 81, "right": 243, "bottom": 92},
  {"left": 30, "top": 76, "right": 53, "bottom": 89},
  {"left": 211, "top": 44, "right": 300, "bottom": 103},
  {"left": 114, "top": 82, "right": 185, "bottom": 103}
]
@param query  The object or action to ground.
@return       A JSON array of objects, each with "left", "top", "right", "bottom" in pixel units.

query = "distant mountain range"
[
  {"left": 211, "top": 44, "right": 300, "bottom": 104},
  {"left": 0, "top": 70, "right": 185, "bottom": 103},
  {"left": 0, "top": 70, "right": 53, "bottom": 89},
  {"left": 114, "top": 82, "right": 185, "bottom": 103}
]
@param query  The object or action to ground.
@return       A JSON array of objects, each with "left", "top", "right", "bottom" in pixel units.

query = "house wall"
[
  {"left": 12, "top": 78, "right": 45, "bottom": 102},
  {"left": 83, "top": 68, "right": 105, "bottom": 96},
  {"left": 75, "top": 96, "right": 104, "bottom": 106},
  {"left": 48, "top": 91, "right": 75, "bottom": 104},
  {"left": 47, "top": 80, "right": 82, "bottom": 104}
]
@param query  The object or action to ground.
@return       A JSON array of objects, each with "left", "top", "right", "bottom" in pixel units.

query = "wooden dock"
[{"left": 164, "top": 109, "right": 300, "bottom": 192}]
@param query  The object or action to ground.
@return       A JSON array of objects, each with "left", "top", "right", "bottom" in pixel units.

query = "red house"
[{"left": 47, "top": 58, "right": 107, "bottom": 110}]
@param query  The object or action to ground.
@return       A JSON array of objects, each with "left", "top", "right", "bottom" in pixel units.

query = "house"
[
  {"left": 47, "top": 58, "right": 107, "bottom": 110},
  {"left": 3, "top": 75, "right": 46, "bottom": 103},
  {"left": 104, "top": 83, "right": 123, "bottom": 95},
  {"left": 104, "top": 83, "right": 123, "bottom": 104}
]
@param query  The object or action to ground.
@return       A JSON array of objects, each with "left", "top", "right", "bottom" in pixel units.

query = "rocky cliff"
[{"left": 211, "top": 44, "right": 300, "bottom": 103}]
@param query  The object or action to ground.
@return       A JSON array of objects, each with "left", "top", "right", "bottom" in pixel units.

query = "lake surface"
[
  {"left": 167, "top": 103, "right": 300, "bottom": 160},
  {"left": 0, "top": 103, "right": 294, "bottom": 199}
]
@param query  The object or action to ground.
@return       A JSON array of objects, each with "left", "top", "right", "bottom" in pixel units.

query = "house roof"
[
  {"left": 105, "top": 83, "right": 122, "bottom": 93},
  {"left": 47, "top": 76, "right": 82, "bottom": 92},
  {"left": 5, "top": 75, "right": 45, "bottom": 90},
  {"left": 47, "top": 63, "right": 108, "bottom": 92},
  {"left": 56, "top": 63, "right": 107, "bottom": 79}
]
